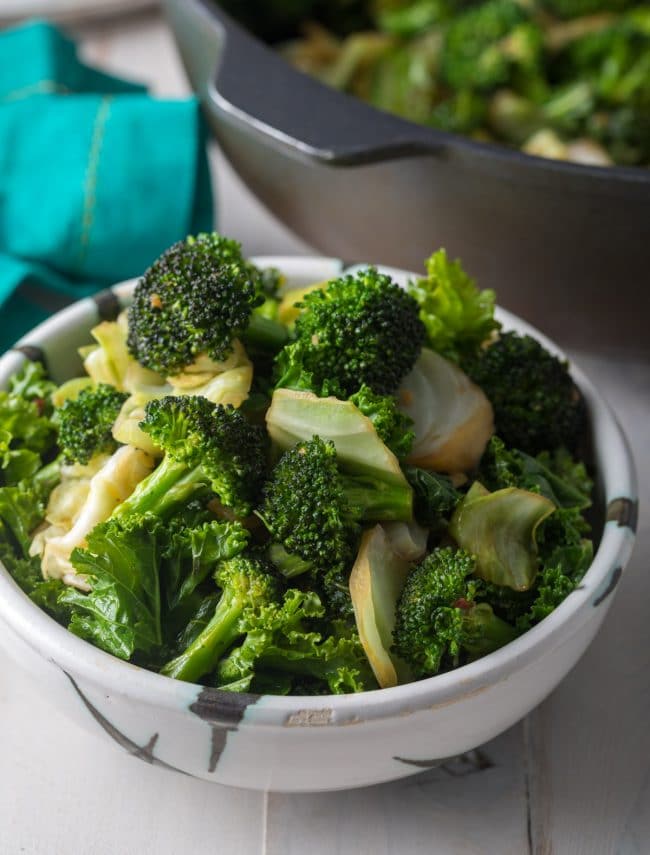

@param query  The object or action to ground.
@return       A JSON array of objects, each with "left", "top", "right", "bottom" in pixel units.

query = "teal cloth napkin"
[{"left": 0, "top": 20, "right": 214, "bottom": 352}]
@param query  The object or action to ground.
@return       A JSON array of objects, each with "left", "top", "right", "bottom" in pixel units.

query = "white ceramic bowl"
[{"left": 0, "top": 258, "right": 638, "bottom": 792}]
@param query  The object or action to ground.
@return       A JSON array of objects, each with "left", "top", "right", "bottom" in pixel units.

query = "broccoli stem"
[
  {"left": 342, "top": 475, "right": 413, "bottom": 522},
  {"left": 462, "top": 604, "right": 518, "bottom": 659},
  {"left": 160, "top": 592, "right": 245, "bottom": 682},
  {"left": 268, "top": 543, "right": 313, "bottom": 578},
  {"left": 111, "top": 459, "right": 206, "bottom": 521},
  {"left": 32, "top": 457, "right": 61, "bottom": 495},
  {"left": 243, "top": 314, "right": 288, "bottom": 354}
]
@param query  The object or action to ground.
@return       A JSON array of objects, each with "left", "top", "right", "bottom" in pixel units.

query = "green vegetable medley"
[
  {"left": 222, "top": 0, "right": 650, "bottom": 167},
  {"left": 0, "top": 232, "right": 594, "bottom": 695}
]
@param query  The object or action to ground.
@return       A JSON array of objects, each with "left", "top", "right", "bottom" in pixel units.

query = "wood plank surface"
[
  {"left": 0, "top": 653, "right": 265, "bottom": 855},
  {"left": 266, "top": 726, "right": 531, "bottom": 855}
]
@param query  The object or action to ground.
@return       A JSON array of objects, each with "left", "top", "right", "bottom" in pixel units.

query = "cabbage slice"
[
  {"left": 266, "top": 388, "right": 409, "bottom": 489},
  {"left": 36, "top": 446, "right": 154, "bottom": 588},
  {"left": 450, "top": 482, "right": 555, "bottom": 591},
  {"left": 397, "top": 348, "right": 494, "bottom": 474},
  {"left": 349, "top": 525, "right": 413, "bottom": 688},
  {"left": 382, "top": 519, "right": 428, "bottom": 562}
]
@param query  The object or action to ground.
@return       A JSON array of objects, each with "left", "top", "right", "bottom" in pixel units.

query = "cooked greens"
[
  {"left": 230, "top": 0, "right": 649, "bottom": 167},
  {"left": 0, "top": 231, "right": 596, "bottom": 694}
]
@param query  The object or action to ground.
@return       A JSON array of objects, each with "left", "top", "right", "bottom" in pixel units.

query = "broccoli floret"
[
  {"left": 217, "top": 588, "right": 376, "bottom": 694},
  {"left": 112, "top": 395, "right": 267, "bottom": 520},
  {"left": 259, "top": 437, "right": 413, "bottom": 614},
  {"left": 393, "top": 546, "right": 517, "bottom": 677},
  {"left": 462, "top": 332, "right": 586, "bottom": 455},
  {"left": 161, "top": 553, "right": 279, "bottom": 682},
  {"left": 127, "top": 233, "right": 287, "bottom": 377},
  {"left": 56, "top": 384, "right": 128, "bottom": 465},
  {"left": 441, "top": 0, "right": 531, "bottom": 91},
  {"left": 274, "top": 267, "right": 425, "bottom": 398},
  {"left": 349, "top": 385, "right": 415, "bottom": 459}
]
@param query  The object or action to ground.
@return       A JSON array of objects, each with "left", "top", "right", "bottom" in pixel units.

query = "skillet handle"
[{"left": 163, "top": 0, "right": 447, "bottom": 166}]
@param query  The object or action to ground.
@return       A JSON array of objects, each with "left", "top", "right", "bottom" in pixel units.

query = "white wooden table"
[{"left": 1, "top": 10, "right": 648, "bottom": 854}]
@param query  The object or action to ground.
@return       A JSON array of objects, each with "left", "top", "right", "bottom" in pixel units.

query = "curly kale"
[
  {"left": 217, "top": 589, "right": 377, "bottom": 694},
  {"left": 407, "top": 249, "right": 500, "bottom": 362},
  {"left": 0, "top": 362, "right": 62, "bottom": 607},
  {"left": 8, "top": 361, "right": 56, "bottom": 409},
  {"left": 161, "top": 553, "right": 279, "bottom": 682},
  {"left": 62, "top": 513, "right": 250, "bottom": 663},
  {"left": 0, "top": 361, "right": 57, "bottom": 486},
  {"left": 274, "top": 267, "right": 425, "bottom": 398},
  {"left": 478, "top": 436, "right": 593, "bottom": 509},
  {"left": 473, "top": 435, "right": 594, "bottom": 629},
  {"left": 0, "top": 459, "right": 65, "bottom": 618}
]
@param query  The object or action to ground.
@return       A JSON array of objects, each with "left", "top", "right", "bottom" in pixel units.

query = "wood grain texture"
[
  {"left": 0, "top": 654, "right": 265, "bottom": 855},
  {"left": 265, "top": 726, "right": 531, "bottom": 855}
]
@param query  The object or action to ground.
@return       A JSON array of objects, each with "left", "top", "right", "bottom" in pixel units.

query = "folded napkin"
[{"left": 0, "top": 20, "right": 214, "bottom": 352}]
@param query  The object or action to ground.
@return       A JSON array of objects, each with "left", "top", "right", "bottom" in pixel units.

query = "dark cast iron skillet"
[{"left": 164, "top": 0, "right": 650, "bottom": 353}]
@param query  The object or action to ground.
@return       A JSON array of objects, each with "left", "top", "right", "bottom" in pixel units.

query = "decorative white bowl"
[{"left": 0, "top": 258, "right": 637, "bottom": 792}]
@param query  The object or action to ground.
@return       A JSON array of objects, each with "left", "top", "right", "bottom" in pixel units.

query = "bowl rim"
[{"left": 0, "top": 256, "right": 638, "bottom": 727}]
